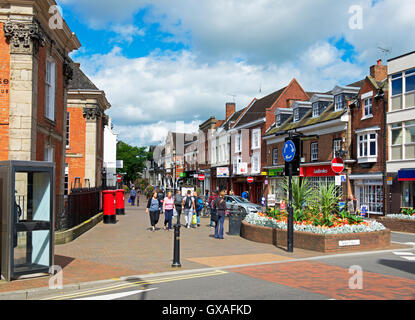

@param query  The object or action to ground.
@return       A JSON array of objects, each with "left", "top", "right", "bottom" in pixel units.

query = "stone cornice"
[{"left": 83, "top": 105, "right": 102, "bottom": 121}]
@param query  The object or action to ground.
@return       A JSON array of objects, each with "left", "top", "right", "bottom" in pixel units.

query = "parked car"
[{"left": 224, "top": 195, "right": 263, "bottom": 219}]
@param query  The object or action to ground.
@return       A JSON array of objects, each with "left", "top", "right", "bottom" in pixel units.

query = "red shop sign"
[{"left": 300, "top": 165, "right": 335, "bottom": 177}]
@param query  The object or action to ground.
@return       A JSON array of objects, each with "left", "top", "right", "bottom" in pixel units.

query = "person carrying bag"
[{"left": 146, "top": 191, "right": 162, "bottom": 232}]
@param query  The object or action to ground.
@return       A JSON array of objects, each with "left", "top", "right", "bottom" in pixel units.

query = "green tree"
[{"left": 116, "top": 141, "right": 150, "bottom": 184}]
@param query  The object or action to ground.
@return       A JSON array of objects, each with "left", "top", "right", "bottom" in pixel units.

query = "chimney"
[
  {"left": 370, "top": 59, "right": 387, "bottom": 82},
  {"left": 226, "top": 102, "right": 236, "bottom": 120}
]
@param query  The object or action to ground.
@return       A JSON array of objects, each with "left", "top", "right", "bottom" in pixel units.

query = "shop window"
[{"left": 358, "top": 184, "right": 383, "bottom": 214}]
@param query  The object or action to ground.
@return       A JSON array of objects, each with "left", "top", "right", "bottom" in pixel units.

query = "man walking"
[
  {"left": 129, "top": 186, "right": 137, "bottom": 206},
  {"left": 182, "top": 190, "right": 195, "bottom": 228},
  {"left": 174, "top": 190, "right": 183, "bottom": 225}
]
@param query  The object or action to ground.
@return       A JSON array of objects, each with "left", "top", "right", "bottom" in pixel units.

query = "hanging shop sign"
[{"left": 216, "top": 167, "right": 229, "bottom": 178}]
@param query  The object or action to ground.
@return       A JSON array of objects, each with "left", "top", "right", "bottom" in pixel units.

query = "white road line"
[
  {"left": 402, "top": 257, "right": 415, "bottom": 261},
  {"left": 73, "top": 288, "right": 158, "bottom": 300},
  {"left": 393, "top": 252, "right": 415, "bottom": 256}
]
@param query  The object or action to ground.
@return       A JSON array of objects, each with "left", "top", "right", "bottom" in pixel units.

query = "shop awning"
[{"left": 398, "top": 169, "right": 415, "bottom": 181}]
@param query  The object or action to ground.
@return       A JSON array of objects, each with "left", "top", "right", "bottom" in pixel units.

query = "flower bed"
[
  {"left": 242, "top": 212, "right": 390, "bottom": 252},
  {"left": 377, "top": 214, "right": 415, "bottom": 233}
]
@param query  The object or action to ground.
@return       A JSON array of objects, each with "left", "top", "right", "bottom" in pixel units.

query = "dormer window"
[
  {"left": 334, "top": 95, "right": 345, "bottom": 111},
  {"left": 293, "top": 108, "right": 300, "bottom": 122},
  {"left": 276, "top": 114, "right": 281, "bottom": 126},
  {"left": 312, "top": 102, "right": 320, "bottom": 118}
]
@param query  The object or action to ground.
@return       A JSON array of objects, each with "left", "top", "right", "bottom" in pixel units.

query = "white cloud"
[{"left": 109, "top": 24, "right": 145, "bottom": 44}]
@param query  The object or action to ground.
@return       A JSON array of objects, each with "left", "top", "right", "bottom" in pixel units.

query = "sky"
[{"left": 57, "top": 0, "right": 415, "bottom": 148}]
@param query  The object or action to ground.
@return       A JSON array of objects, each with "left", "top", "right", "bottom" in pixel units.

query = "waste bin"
[
  {"left": 102, "top": 190, "right": 116, "bottom": 224},
  {"left": 228, "top": 211, "right": 242, "bottom": 236},
  {"left": 115, "top": 189, "right": 125, "bottom": 215}
]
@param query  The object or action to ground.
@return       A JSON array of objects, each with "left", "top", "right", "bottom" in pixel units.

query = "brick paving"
[
  {"left": 232, "top": 261, "right": 415, "bottom": 300},
  {"left": 0, "top": 195, "right": 410, "bottom": 294}
]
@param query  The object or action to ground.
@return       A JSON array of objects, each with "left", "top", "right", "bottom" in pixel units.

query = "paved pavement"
[{"left": 0, "top": 195, "right": 411, "bottom": 297}]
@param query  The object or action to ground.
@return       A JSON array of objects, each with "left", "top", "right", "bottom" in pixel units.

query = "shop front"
[
  {"left": 266, "top": 168, "right": 285, "bottom": 208},
  {"left": 211, "top": 167, "right": 230, "bottom": 193},
  {"left": 300, "top": 164, "right": 337, "bottom": 189},
  {"left": 398, "top": 169, "right": 415, "bottom": 208},
  {"left": 349, "top": 173, "right": 384, "bottom": 216}
]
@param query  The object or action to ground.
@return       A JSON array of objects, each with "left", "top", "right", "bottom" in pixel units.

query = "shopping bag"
[
  {"left": 173, "top": 208, "right": 177, "bottom": 217},
  {"left": 192, "top": 214, "right": 197, "bottom": 225},
  {"left": 128, "top": 197, "right": 131, "bottom": 203}
]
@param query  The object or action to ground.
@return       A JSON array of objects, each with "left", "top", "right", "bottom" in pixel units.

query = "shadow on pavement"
[
  {"left": 54, "top": 255, "right": 75, "bottom": 269},
  {"left": 378, "top": 259, "right": 415, "bottom": 275},
  {"left": 124, "top": 277, "right": 152, "bottom": 300}
]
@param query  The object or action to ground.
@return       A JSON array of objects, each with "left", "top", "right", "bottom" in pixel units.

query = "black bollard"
[{"left": 171, "top": 223, "right": 181, "bottom": 268}]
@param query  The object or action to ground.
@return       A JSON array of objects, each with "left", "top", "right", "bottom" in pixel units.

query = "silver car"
[{"left": 224, "top": 195, "right": 263, "bottom": 219}]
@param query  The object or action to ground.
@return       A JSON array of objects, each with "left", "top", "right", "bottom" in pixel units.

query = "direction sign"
[
  {"left": 331, "top": 157, "right": 344, "bottom": 174},
  {"left": 247, "top": 176, "right": 254, "bottom": 183},
  {"left": 283, "top": 140, "right": 296, "bottom": 162}
]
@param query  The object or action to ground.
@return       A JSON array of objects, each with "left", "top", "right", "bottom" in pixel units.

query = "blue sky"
[{"left": 57, "top": 0, "right": 415, "bottom": 147}]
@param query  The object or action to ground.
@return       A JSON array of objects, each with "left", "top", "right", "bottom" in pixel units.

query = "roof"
[
  {"left": 235, "top": 87, "right": 287, "bottom": 126},
  {"left": 68, "top": 63, "right": 100, "bottom": 91}
]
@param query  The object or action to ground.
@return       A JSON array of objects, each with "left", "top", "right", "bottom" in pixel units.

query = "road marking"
[
  {"left": 73, "top": 288, "right": 158, "bottom": 300},
  {"left": 393, "top": 251, "right": 415, "bottom": 261},
  {"left": 42, "top": 270, "right": 227, "bottom": 300}
]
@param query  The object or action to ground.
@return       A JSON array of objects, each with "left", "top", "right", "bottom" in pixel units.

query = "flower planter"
[
  {"left": 241, "top": 220, "right": 391, "bottom": 253},
  {"left": 377, "top": 217, "right": 415, "bottom": 233}
]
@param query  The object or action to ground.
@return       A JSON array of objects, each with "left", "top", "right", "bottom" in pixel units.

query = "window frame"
[
  {"left": 293, "top": 108, "right": 300, "bottom": 122},
  {"left": 235, "top": 133, "right": 242, "bottom": 153},
  {"left": 334, "top": 94, "right": 344, "bottom": 111},
  {"left": 45, "top": 57, "right": 56, "bottom": 121},
  {"left": 363, "top": 97, "right": 373, "bottom": 118},
  {"left": 66, "top": 111, "right": 70, "bottom": 149},
  {"left": 312, "top": 102, "right": 320, "bottom": 118},
  {"left": 272, "top": 148, "right": 278, "bottom": 166},
  {"left": 357, "top": 132, "right": 378, "bottom": 161},
  {"left": 333, "top": 138, "right": 342, "bottom": 158},
  {"left": 251, "top": 128, "right": 261, "bottom": 150},
  {"left": 310, "top": 142, "right": 318, "bottom": 162}
]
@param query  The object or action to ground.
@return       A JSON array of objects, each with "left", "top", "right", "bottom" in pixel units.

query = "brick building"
[
  {"left": 230, "top": 79, "right": 310, "bottom": 203},
  {"left": 0, "top": 0, "right": 80, "bottom": 221},
  {"left": 65, "top": 63, "right": 110, "bottom": 192}
]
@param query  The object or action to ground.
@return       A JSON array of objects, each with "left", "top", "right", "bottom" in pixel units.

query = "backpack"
[
  {"left": 184, "top": 196, "right": 193, "bottom": 209},
  {"left": 196, "top": 197, "right": 204, "bottom": 210},
  {"left": 174, "top": 194, "right": 183, "bottom": 206}
]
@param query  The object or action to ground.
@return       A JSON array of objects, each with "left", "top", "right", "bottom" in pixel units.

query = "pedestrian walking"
[
  {"left": 182, "top": 190, "right": 195, "bottom": 228},
  {"left": 209, "top": 191, "right": 218, "bottom": 228},
  {"left": 174, "top": 190, "right": 183, "bottom": 225},
  {"left": 242, "top": 190, "right": 248, "bottom": 200},
  {"left": 163, "top": 192, "right": 175, "bottom": 230},
  {"left": 213, "top": 190, "right": 227, "bottom": 239},
  {"left": 129, "top": 186, "right": 137, "bottom": 206},
  {"left": 194, "top": 191, "right": 203, "bottom": 227},
  {"left": 146, "top": 191, "right": 162, "bottom": 231}
]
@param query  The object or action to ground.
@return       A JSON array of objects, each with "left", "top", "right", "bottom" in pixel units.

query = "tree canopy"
[{"left": 116, "top": 141, "right": 151, "bottom": 184}]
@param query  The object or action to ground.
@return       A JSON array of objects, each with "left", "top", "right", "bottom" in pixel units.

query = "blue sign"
[{"left": 283, "top": 140, "right": 296, "bottom": 162}]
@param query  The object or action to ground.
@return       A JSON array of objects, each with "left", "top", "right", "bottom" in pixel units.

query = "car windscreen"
[{"left": 234, "top": 196, "right": 250, "bottom": 203}]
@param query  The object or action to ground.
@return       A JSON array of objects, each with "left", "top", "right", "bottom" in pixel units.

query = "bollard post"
[{"left": 171, "top": 223, "right": 181, "bottom": 268}]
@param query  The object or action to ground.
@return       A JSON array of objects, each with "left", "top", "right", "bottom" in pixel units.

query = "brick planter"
[
  {"left": 241, "top": 220, "right": 391, "bottom": 253},
  {"left": 376, "top": 217, "right": 415, "bottom": 233}
]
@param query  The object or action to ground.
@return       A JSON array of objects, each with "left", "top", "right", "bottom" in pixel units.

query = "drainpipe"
[{"left": 346, "top": 101, "right": 353, "bottom": 199}]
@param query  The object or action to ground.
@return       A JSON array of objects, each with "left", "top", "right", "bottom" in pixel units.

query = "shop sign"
[
  {"left": 260, "top": 171, "right": 268, "bottom": 176},
  {"left": 179, "top": 172, "right": 186, "bottom": 178},
  {"left": 387, "top": 177, "right": 393, "bottom": 185},
  {"left": 217, "top": 167, "right": 229, "bottom": 178},
  {"left": 269, "top": 168, "right": 283, "bottom": 176},
  {"left": 300, "top": 165, "right": 335, "bottom": 177},
  {"left": 237, "top": 162, "right": 248, "bottom": 175}
]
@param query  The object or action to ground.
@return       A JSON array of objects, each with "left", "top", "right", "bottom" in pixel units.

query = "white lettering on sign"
[
  {"left": 339, "top": 240, "right": 360, "bottom": 247},
  {"left": 314, "top": 169, "right": 328, "bottom": 174}
]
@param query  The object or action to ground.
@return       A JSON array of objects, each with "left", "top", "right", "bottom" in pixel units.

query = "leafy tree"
[{"left": 116, "top": 141, "right": 150, "bottom": 185}]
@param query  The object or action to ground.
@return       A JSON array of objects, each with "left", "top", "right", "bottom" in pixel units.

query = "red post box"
[
  {"left": 115, "top": 189, "right": 125, "bottom": 215},
  {"left": 102, "top": 190, "right": 116, "bottom": 224}
]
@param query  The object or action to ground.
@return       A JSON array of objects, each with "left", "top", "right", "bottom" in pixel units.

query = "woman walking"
[
  {"left": 146, "top": 191, "right": 161, "bottom": 231},
  {"left": 163, "top": 191, "right": 175, "bottom": 230},
  {"left": 214, "top": 190, "right": 227, "bottom": 239}
]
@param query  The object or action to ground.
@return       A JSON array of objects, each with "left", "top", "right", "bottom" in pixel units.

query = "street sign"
[
  {"left": 280, "top": 200, "right": 286, "bottom": 210},
  {"left": 247, "top": 176, "right": 254, "bottom": 183},
  {"left": 283, "top": 140, "right": 296, "bottom": 162},
  {"left": 387, "top": 177, "right": 393, "bottom": 185},
  {"left": 264, "top": 179, "right": 268, "bottom": 185},
  {"left": 331, "top": 157, "right": 344, "bottom": 174},
  {"left": 198, "top": 174, "right": 205, "bottom": 181},
  {"left": 117, "top": 174, "right": 122, "bottom": 183},
  {"left": 267, "top": 194, "right": 276, "bottom": 206}
]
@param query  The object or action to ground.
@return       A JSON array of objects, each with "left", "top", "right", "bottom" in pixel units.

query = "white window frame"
[
  {"left": 357, "top": 132, "right": 377, "bottom": 163},
  {"left": 311, "top": 142, "right": 318, "bottom": 162},
  {"left": 389, "top": 68, "right": 415, "bottom": 111},
  {"left": 334, "top": 94, "right": 344, "bottom": 111},
  {"left": 312, "top": 102, "right": 319, "bottom": 118},
  {"left": 363, "top": 97, "right": 373, "bottom": 118},
  {"left": 235, "top": 133, "right": 242, "bottom": 153},
  {"left": 44, "top": 145, "right": 54, "bottom": 162},
  {"left": 66, "top": 111, "right": 70, "bottom": 148},
  {"left": 333, "top": 139, "right": 342, "bottom": 158},
  {"left": 390, "top": 121, "right": 415, "bottom": 161},
  {"left": 45, "top": 57, "right": 56, "bottom": 121},
  {"left": 251, "top": 128, "right": 261, "bottom": 150},
  {"left": 251, "top": 152, "right": 260, "bottom": 174},
  {"left": 293, "top": 108, "right": 300, "bottom": 122},
  {"left": 233, "top": 156, "right": 242, "bottom": 173},
  {"left": 272, "top": 148, "right": 278, "bottom": 166}
]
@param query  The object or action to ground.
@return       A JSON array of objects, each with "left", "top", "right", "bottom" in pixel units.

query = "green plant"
[
  {"left": 401, "top": 208, "right": 415, "bottom": 215},
  {"left": 310, "top": 182, "right": 340, "bottom": 219},
  {"left": 282, "top": 177, "right": 315, "bottom": 212}
]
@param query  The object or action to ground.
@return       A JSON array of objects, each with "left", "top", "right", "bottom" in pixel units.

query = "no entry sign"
[
  {"left": 331, "top": 157, "right": 344, "bottom": 174},
  {"left": 198, "top": 174, "right": 205, "bottom": 181},
  {"left": 117, "top": 174, "right": 122, "bottom": 182},
  {"left": 247, "top": 176, "right": 254, "bottom": 183}
]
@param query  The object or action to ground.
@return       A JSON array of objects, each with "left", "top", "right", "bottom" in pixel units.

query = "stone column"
[{"left": 83, "top": 104, "right": 101, "bottom": 188}]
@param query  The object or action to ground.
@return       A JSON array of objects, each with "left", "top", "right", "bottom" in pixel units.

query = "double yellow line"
[{"left": 42, "top": 270, "right": 228, "bottom": 300}]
